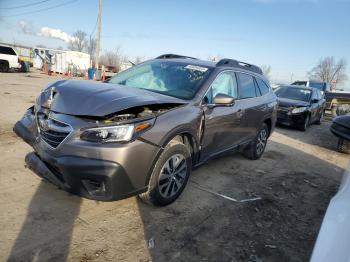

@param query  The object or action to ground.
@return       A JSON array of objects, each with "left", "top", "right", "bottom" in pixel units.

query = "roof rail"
[
  {"left": 216, "top": 59, "right": 263, "bottom": 75},
  {"left": 155, "top": 54, "right": 198, "bottom": 60}
]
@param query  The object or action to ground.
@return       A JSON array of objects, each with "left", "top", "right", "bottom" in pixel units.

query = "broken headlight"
[{"left": 80, "top": 120, "right": 154, "bottom": 143}]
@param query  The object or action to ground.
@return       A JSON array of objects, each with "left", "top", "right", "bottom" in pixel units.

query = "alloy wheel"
[
  {"left": 256, "top": 129, "right": 267, "bottom": 155},
  {"left": 158, "top": 154, "right": 187, "bottom": 198}
]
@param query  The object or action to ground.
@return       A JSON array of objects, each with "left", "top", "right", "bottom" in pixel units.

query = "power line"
[
  {"left": 0, "top": 0, "right": 51, "bottom": 10},
  {"left": 90, "top": 15, "right": 98, "bottom": 39},
  {"left": 0, "top": 0, "right": 78, "bottom": 17}
]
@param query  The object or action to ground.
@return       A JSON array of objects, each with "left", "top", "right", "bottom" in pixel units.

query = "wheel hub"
[
  {"left": 158, "top": 154, "right": 187, "bottom": 198},
  {"left": 256, "top": 129, "right": 267, "bottom": 155}
]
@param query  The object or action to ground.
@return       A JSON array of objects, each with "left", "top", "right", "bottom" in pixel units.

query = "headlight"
[
  {"left": 80, "top": 120, "right": 154, "bottom": 143},
  {"left": 291, "top": 107, "right": 307, "bottom": 114}
]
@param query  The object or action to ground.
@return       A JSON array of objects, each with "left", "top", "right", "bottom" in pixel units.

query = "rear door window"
[
  {"left": 237, "top": 73, "right": 256, "bottom": 99},
  {"left": 255, "top": 78, "right": 270, "bottom": 95},
  {"left": 0, "top": 46, "right": 16, "bottom": 55}
]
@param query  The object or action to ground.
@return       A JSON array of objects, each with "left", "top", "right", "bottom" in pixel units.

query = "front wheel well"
[{"left": 169, "top": 133, "right": 198, "bottom": 166}]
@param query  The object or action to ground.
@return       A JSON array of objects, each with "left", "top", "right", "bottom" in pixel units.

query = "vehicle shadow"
[
  {"left": 7, "top": 181, "right": 81, "bottom": 261},
  {"left": 135, "top": 139, "right": 346, "bottom": 262},
  {"left": 275, "top": 121, "right": 340, "bottom": 152}
]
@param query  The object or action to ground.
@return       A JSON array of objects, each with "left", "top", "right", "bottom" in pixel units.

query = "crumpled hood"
[
  {"left": 277, "top": 97, "right": 310, "bottom": 108},
  {"left": 38, "top": 80, "right": 186, "bottom": 116}
]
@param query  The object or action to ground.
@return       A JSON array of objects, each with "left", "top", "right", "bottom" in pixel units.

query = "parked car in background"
[
  {"left": 0, "top": 45, "right": 21, "bottom": 72},
  {"left": 330, "top": 115, "right": 350, "bottom": 154},
  {"left": 292, "top": 80, "right": 331, "bottom": 95},
  {"left": 14, "top": 54, "right": 277, "bottom": 206},
  {"left": 275, "top": 85, "right": 326, "bottom": 131},
  {"left": 311, "top": 164, "right": 350, "bottom": 262}
]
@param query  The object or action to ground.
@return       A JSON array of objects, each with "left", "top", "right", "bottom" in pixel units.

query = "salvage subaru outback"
[{"left": 14, "top": 54, "right": 277, "bottom": 206}]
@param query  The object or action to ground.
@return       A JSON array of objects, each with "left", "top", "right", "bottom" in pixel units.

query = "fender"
[{"left": 143, "top": 123, "right": 201, "bottom": 186}]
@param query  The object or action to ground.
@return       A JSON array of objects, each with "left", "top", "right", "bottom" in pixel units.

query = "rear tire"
[
  {"left": 0, "top": 60, "right": 9, "bottom": 73},
  {"left": 139, "top": 140, "right": 191, "bottom": 206},
  {"left": 337, "top": 138, "right": 350, "bottom": 154},
  {"left": 243, "top": 123, "right": 269, "bottom": 160}
]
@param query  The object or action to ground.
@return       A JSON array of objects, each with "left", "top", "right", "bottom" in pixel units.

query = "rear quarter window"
[
  {"left": 237, "top": 73, "right": 256, "bottom": 99},
  {"left": 256, "top": 78, "right": 270, "bottom": 95},
  {"left": 0, "top": 46, "right": 16, "bottom": 55}
]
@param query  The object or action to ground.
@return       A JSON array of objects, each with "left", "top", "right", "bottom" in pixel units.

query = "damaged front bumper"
[
  {"left": 277, "top": 110, "right": 308, "bottom": 127},
  {"left": 13, "top": 107, "right": 161, "bottom": 201},
  {"left": 13, "top": 106, "right": 37, "bottom": 147}
]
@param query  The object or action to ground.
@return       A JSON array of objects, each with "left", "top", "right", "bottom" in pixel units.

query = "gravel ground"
[{"left": 0, "top": 72, "right": 349, "bottom": 262}]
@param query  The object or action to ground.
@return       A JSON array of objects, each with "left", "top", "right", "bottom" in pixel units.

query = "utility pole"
[{"left": 95, "top": 0, "right": 102, "bottom": 70}]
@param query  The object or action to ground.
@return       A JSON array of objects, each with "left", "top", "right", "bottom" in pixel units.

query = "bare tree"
[
  {"left": 207, "top": 55, "right": 223, "bottom": 62},
  {"left": 68, "top": 30, "right": 87, "bottom": 52},
  {"left": 100, "top": 47, "right": 122, "bottom": 68},
  {"left": 134, "top": 56, "right": 144, "bottom": 64},
  {"left": 87, "top": 37, "right": 96, "bottom": 61},
  {"left": 309, "top": 57, "right": 348, "bottom": 90},
  {"left": 261, "top": 65, "right": 272, "bottom": 80}
]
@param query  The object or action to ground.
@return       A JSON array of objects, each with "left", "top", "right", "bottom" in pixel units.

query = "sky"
[{"left": 0, "top": 0, "right": 349, "bottom": 87}]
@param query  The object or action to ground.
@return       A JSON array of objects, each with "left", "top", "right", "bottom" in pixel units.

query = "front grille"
[
  {"left": 37, "top": 114, "right": 72, "bottom": 148},
  {"left": 278, "top": 106, "right": 291, "bottom": 113}
]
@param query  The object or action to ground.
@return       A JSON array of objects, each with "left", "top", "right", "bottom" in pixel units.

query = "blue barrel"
[{"left": 88, "top": 68, "right": 95, "bottom": 80}]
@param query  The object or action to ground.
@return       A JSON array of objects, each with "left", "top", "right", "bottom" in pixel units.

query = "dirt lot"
[{"left": 0, "top": 72, "right": 348, "bottom": 262}]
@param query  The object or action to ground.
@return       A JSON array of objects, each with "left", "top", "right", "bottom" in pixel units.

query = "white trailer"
[{"left": 52, "top": 51, "right": 90, "bottom": 74}]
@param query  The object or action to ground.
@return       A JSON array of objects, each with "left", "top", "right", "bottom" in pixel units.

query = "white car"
[
  {"left": 0, "top": 45, "right": 21, "bottom": 72},
  {"left": 311, "top": 163, "right": 350, "bottom": 262}
]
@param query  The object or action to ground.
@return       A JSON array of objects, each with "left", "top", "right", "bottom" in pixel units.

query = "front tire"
[
  {"left": 316, "top": 111, "right": 324, "bottom": 125},
  {"left": 243, "top": 123, "right": 269, "bottom": 160},
  {"left": 139, "top": 140, "right": 191, "bottom": 206},
  {"left": 300, "top": 114, "right": 310, "bottom": 131},
  {"left": 337, "top": 138, "right": 350, "bottom": 154}
]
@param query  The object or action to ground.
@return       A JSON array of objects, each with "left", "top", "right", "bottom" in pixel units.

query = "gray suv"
[{"left": 14, "top": 54, "right": 277, "bottom": 206}]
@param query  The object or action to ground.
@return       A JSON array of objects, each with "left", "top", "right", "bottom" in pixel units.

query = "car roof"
[
  {"left": 150, "top": 55, "right": 268, "bottom": 81},
  {"left": 150, "top": 58, "right": 217, "bottom": 68},
  {"left": 0, "top": 44, "right": 15, "bottom": 49}
]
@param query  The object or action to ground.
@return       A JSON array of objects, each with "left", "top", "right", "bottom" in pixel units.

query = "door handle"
[{"left": 237, "top": 109, "right": 244, "bottom": 118}]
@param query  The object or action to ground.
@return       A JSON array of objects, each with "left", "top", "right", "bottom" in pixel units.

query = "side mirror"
[
  {"left": 311, "top": 99, "right": 319, "bottom": 103},
  {"left": 214, "top": 93, "right": 235, "bottom": 106}
]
